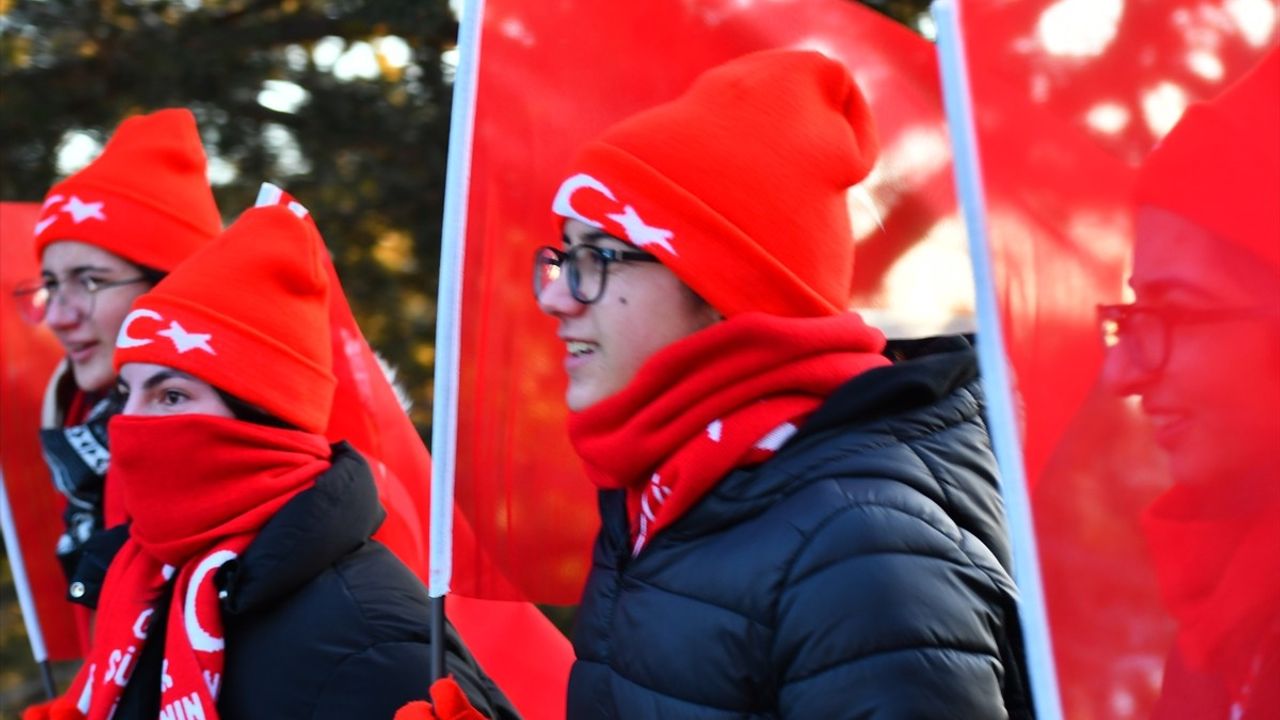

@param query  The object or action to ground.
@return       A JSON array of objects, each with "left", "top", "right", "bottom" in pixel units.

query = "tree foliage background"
[
  {"left": 3, "top": 0, "right": 460, "bottom": 435},
  {"left": 0, "top": 0, "right": 929, "bottom": 712}
]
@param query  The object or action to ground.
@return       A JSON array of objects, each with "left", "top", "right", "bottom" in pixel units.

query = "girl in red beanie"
[
  {"left": 22, "top": 108, "right": 222, "bottom": 610},
  {"left": 1100, "top": 47, "right": 1280, "bottom": 719},
  {"left": 25, "top": 204, "right": 517, "bottom": 720},
  {"left": 535, "top": 49, "right": 1031, "bottom": 718}
]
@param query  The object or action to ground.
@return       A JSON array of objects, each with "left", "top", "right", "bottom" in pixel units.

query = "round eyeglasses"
[
  {"left": 532, "top": 245, "right": 660, "bottom": 305},
  {"left": 1097, "top": 302, "right": 1272, "bottom": 375},
  {"left": 12, "top": 274, "right": 150, "bottom": 325}
]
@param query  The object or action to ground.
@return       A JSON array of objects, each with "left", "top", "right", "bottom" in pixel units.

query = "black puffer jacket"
[
  {"left": 112, "top": 442, "right": 518, "bottom": 720},
  {"left": 568, "top": 337, "right": 1032, "bottom": 719}
]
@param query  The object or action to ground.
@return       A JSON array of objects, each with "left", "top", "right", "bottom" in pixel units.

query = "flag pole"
[
  {"left": 1, "top": 472, "right": 58, "bottom": 698},
  {"left": 932, "top": 2, "right": 1063, "bottom": 717},
  {"left": 430, "top": 0, "right": 487, "bottom": 683}
]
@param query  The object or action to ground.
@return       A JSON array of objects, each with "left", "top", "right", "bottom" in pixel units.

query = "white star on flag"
[
  {"left": 157, "top": 321, "right": 215, "bottom": 355},
  {"left": 607, "top": 205, "right": 676, "bottom": 255},
  {"left": 706, "top": 419, "right": 723, "bottom": 442},
  {"left": 61, "top": 196, "right": 106, "bottom": 224}
]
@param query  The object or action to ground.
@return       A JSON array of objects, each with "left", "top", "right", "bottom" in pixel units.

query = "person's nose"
[
  {"left": 44, "top": 292, "right": 83, "bottom": 330},
  {"left": 536, "top": 269, "right": 586, "bottom": 318},
  {"left": 1099, "top": 343, "right": 1154, "bottom": 398},
  {"left": 120, "top": 389, "right": 147, "bottom": 416}
]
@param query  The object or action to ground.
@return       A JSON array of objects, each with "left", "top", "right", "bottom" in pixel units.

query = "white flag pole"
[
  {"left": 932, "top": 2, "right": 1063, "bottom": 717},
  {"left": 429, "top": 0, "right": 487, "bottom": 681},
  {"left": 1, "top": 472, "right": 58, "bottom": 697}
]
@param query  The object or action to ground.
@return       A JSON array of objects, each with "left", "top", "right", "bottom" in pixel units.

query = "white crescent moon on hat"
[
  {"left": 552, "top": 173, "right": 617, "bottom": 229},
  {"left": 117, "top": 308, "right": 162, "bottom": 349}
]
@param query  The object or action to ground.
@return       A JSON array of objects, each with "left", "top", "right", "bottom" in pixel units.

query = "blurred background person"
[
  {"left": 1099, "top": 46, "right": 1280, "bottom": 719},
  {"left": 16, "top": 108, "right": 221, "bottom": 613},
  {"left": 26, "top": 203, "right": 515, "bottom": 720}
]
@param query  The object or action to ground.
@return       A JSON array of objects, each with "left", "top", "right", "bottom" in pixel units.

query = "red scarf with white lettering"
[
  {"left": 52, "top": 414, "right": 330, "bottom": 720},
  {"left": 1142, "top": 476, "right": 1280, "bottom": 700},
  {"left": 569, "top": 312, "right": 889, "bottom": 555}
]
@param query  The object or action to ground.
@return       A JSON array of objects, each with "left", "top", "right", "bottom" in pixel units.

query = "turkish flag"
[
  {"left": 954, "top": 2, "right": 1278, "bottom": 717},
  {"left": 0, "top": 201, "right": 85, "bottom": 661}
]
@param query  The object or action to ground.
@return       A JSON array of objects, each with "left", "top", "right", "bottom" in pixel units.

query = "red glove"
[{"left": 394, "top": 676, "right": 487, "bottom": 720}]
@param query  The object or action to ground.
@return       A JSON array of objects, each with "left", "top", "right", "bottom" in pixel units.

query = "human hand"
[{"left": 393, "top": 676, "right": 487, "bottom": 720}]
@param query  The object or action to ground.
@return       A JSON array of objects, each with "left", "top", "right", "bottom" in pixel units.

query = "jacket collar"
[
  {"left": 800, "top": 334, "right": 977, "bottom": 440},
  {"left": 218, "top": 441, "right": 385, "bottom": 614}
]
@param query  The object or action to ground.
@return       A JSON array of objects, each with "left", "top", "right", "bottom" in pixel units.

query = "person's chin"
[
  {"left": 566, "top": 386, "right": 595, "bottom": 413},
  {"left": 1163, "top": 442, "right": 1223, "bottom": 488},
  {"left": 70, "top": 356, "right": 114, "bottom": 395},
  {"left": 567, "top": 378, "right": 618, "bottom": 413}
]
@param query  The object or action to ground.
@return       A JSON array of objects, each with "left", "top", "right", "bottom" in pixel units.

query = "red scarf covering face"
[
  {"left": 53, "top": 414, "right": 331, "bottom": 720},
  {"left": 569, "top": 312, "right": 890, "bottom": 555},
  {"left": 1142, "top": 475, "right": 1280, "bottom": 700}
]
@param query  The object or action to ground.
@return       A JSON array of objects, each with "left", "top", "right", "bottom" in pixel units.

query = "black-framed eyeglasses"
[
  {"left": 12, "top": 274, "right": 150, "bottom": 324},
  {"left": 1097, "top": 302, "right": 1272, "bottom": 375},
  {"left": 532, "top": 245, "right": 660, "bottom": 305}
]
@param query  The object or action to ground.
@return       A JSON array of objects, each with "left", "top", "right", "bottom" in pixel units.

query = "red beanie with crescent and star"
[
  {"left": 550, "top": 49, "right": 880, "bottom": 318},
  {"left": 113, "top": 205, "right": 335, "bottom": 433},
  {"left": 1135, "top": 46, "right": 1280, "bottom": 271},
  {"left": 33, "top": 108, "right": 222, "bottom": 270}
]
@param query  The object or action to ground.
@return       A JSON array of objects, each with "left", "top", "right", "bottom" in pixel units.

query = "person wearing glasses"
[
  {"left": 19, "top": 108, "right": 221, "bottom": 606},
  {"left": 533, "top": 50, "right": 1031, "bottom": 718},
  {"left": 1099, "top": 48, "right": 1279, "bottom": 719}
]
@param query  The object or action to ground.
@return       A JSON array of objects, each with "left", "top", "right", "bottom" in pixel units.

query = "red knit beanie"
[
  {"left": 1135, "top": 46, "right": 1280, "bottom": 271},
  {"left": 33, "top": 108, "right": 222, "bottom": 270},
  {"left": 113, "top": 205, "right": 335, "bottom": 433},
  {"left": 551, "top": 49, "right": 880, "bottom": 318}
]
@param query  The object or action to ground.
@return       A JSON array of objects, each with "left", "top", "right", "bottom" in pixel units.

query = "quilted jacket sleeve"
[
  {"left": 773, "top": 477, "right": 1016, "bottom": 719},
  {"left": 311, "top": 638, "right": 517, "bottom": 720}
]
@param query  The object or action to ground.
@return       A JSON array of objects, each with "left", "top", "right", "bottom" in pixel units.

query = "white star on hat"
[
  {"left": 61, "top": 196, "right": 106, "bottom": 224},
  {"left": 157, "top": 321, "right": 215, "bottom": 355},
  {"left": 607, "top": 205, "right": 676, "bottom": 255}
]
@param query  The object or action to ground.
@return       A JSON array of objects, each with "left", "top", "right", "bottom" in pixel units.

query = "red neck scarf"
[
  {"left": 63, "top": 388, "right": 102, "bottom": 427},
  {"left": 53, "top": 414, "right": 331, "bottom": 720},
  {"left": 569, "top": 312, "right": 889, "bottom": 555},
  {"left": 1142, "top": 475, "right": 1280, "bottom": 699}
]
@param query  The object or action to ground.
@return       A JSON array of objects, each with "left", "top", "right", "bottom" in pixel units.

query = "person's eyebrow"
[
  {"left": 1130, "top": 278, "right": 1216, "bottom": 303},
  {"left": 41, "top": 264, "right": 116, "bottom": 279},
  {"left": 141, "top": 369, "right": 199, "bottom": 392},
  {"left": 562, "top": 229, "right": 620, "bottom": 248}
]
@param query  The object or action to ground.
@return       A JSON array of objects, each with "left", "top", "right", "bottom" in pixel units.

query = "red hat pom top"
[
  {"left": 114, "top": 205, "right": 336, "bottom": 433},
  {"left": 1135, "top": 47, "right": 1280, "bottom": 271},
  {"left": 554, "top": 49, "right": 881, "bottom": 318},
  {"left": 34, "top": 108, "right": 221, "bottom": 271}
]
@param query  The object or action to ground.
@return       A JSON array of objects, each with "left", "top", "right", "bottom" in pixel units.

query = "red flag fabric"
[
  {"left": 955, "top": 3, "right": 1278, "bottom": 717},
  {"left": 0, "top": 201, "right": 84, "bottom": 661},
  {"left": 458, "top": 0, "right": 966, "bottom": 604}
]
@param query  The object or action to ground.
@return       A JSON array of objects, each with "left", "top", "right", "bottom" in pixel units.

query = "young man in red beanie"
[
  {"left": 18, "top": 108, "right": 222, "bottom": 612},
  {"left": 535, "top": 49, "right": 1031, "bottom": 718},
  {"left": 1100, "top": 47, "right": 1280, "bottom": 719},
  {"left": 25, "top": 204, "right": 517, "bottom": 720}
]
